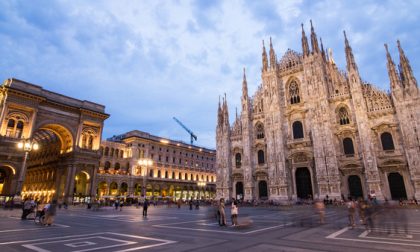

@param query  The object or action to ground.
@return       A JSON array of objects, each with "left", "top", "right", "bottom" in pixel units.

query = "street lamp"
[
  {"left": 16, "top": 139, "right": 39, "bottom": 195},
  {"left": 138, "top": 158, "right": 153, "bottom": 198}
]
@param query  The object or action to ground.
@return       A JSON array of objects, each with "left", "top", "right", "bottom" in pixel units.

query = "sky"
[{"left": 1, "top": 0, "right": 419, "bottom": 149}]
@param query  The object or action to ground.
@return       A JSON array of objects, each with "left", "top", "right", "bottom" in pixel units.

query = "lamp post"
[
  {"left": 138, "top": 158, "right": 153, "bottom": 198},
  {"left": 197, "top": 181, "right": 206, "bottom": 200},
  {"left": 16, "top": 139, "right": 39, "bottom": 196}
]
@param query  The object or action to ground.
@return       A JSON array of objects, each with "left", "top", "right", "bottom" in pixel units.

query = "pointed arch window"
[
  {"left": 343, "top": 138, "right": 355, "bottom": 156},
  {"left": 292, "top": 121, "right": 304, "bottom": 139},
  {"left": 235, "top": 153, "right": 242, "bottom": 168},
  {"left": 256, "top": 123, "right": 265, "bottom": 139},
  {"left": 338, "top": 107, "right": 350, "bottom": 125},
  {"left": 289, "top": 80, "right": 301, "bottom": 104},
  {"left": 381, "top": 132, "right": 395, "bottom": 151},
  {"left": 257, "top": 150, "right": 265, "bottom": 164}
]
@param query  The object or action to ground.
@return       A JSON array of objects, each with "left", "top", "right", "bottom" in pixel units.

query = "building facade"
[
  {"left": 0, "top": 78, "right": 109, "bottom": 203},
  {"left": 95, "top": 130, "right": 216, "bottom": 201},
  {"left": 216, "top": 22, "right": 420, "bottom": 202}
]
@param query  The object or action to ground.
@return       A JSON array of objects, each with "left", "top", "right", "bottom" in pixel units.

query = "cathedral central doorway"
[
  {"left": 348, "top": 175, "right": 363, "bottom": 199},
  {"left": 258, "top": 180, "right": 268, "bottom": 199},
  {"left": 295, "top": 167, "right": 312, "bottom": 199},
  {"left": 235, "top": 182, "right": 244, "bottom": 200},
  {"left": 388, "top": 172, "right": 407, "bottom": 200}
]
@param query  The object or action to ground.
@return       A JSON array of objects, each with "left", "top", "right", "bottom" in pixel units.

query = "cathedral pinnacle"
[
  {"left": 262, "top": 40, "right": 268, "bottom": 72},
  {"left": 269, "top": 37, "right": 277, "bottom": 69},
  {"left": 397, "top": 40, "right": 418, "bottom": 88},
  {"left": 310, "top": 20, "right": 320, "bottom": 54},
  {"left": 320, "top": 37, "right": 326, "bottom": 62},
  {"left": 384, "top": 43, "right": 402, "bottom": 90},
  {"left": 343, "top": 30, "right": 358, "bottom": 72},
  {"left": 242, "top": 67, "right": 248, "bottom": 99},
  {"left": 301, "top": 23, "right": 310, "bottom": 57}
]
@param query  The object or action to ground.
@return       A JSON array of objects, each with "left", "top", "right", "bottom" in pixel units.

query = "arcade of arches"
[{"left": 96, "top": 180, "right": 214, "bottom": 200}]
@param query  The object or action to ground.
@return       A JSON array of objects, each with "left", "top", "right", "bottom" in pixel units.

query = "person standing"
[
  {"left": 142, "top": 199, "right": 149, "bottom": 217},
  {"left": 44, "top": 199, "right": 57, "bottom": 226},
  {"left": 314, "top": 199, "right": 325, "bottom": 224},
  {"left": 347, "top": 197, "right": 356, "bottom": 228},
  {"left": 219, "top": 199, "right": 226, "bottom": 226},
  {"left": 231, "top": 199, "right": 238, "bottom": 226}
]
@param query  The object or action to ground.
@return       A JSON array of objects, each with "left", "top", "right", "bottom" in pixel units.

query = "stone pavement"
[{"left": 0, "top": 204, "right": 419, "bottom": 251}]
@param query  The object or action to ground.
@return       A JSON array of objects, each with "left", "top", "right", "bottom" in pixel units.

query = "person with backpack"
[{"left": 347, "top": 197, "right": 356, "bottom": 228}]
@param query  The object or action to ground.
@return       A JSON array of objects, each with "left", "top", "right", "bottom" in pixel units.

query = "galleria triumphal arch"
[{"left": 0, "top": 78, "right": 108, "bottom": 203}]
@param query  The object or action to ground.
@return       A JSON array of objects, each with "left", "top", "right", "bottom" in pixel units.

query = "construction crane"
[{"left": 173, "top": 117, "right": 197, "bottom": 145}]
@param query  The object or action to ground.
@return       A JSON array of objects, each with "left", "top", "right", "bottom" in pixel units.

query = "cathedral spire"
[
  {"left": 217, "top": 95, "right": 223, "bottom": 126},
  {"left": 310, "top": 20, "right": 320, "bottom": 54},
  {"left": 320, "top": 37, "right": 326, "bottom": 62},
  {"left": 397, "top": 40, "right": 418, "bottom": 88},
  {"left": 384, "top": 43, "right": 402, "bottom": 90},
  {"left": 269, "top": 37, "right": 277, "bottom": 69},
  {"left": 344, "top": 30, "right": 358, "bottom": 72},
  {"left": 242, "top": 68, "right": 248, "bottom": 99},
  {"left": 223, "top": 93, "right": 230, "bottom": 126},
  {"left": 262, "top": 40, "right": 268, "bottom": 72},
  {"left": 301, "top": 23, "right": 310, "bottom": 57}
]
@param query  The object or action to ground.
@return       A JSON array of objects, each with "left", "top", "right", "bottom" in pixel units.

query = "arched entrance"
[
  {"left": 109, "top": 182, "right": 118, "bottom": 196},
  {"left": 258, "top": 181, "right": 268, "bottom": 199},
  {"left": 348, "top": 175, "right": 363, "bottom": 199},
  {"left": 97, "top": 181, "right": 108, "bottom": 196},
  {"left": 120, "top": 182, "right": 128, "bottom": 196},
  {"left": 235, "top": 182, "right": 244, "bottom": 200},
  {"left": 388, "top": 172, "right": 407, "bottom": 200},
  {"left": 295, "top": 167, "right": 312, "bottom": 199},
  {"left": 0, "top": 166, "right": 14, "bottom": 195},
  {"left": 74, "top": 171, "right": 90, "bottom": 196}
]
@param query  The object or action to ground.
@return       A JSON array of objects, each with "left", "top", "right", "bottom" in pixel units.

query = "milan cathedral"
[{"left": 216, "top": 21, "right": 420, "bottom": 203}]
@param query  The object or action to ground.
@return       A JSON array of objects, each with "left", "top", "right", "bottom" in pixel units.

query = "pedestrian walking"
[
  {"left": 347, "top": 197, "right": 356, "bottom": 228},
  {"left": 219, "top": 199, "right": 226, "bottom": 226},
  {"left": 177, "top": 199, "right": 182, "bottom": 209},
  {"left": 358, "top": 198, "right": 366, "bottom": 225},
  {"left": 119, "top": 201, "right": 123, "bottom": 211},
  {"left": 142, "top": 199, "right": 149, "bottom": 217},
  {"left": 189, "top": 199, "right": 193, "bottom": 210},
  {"left": 231, "top": 199, "right": 238, "bottom": 226}
]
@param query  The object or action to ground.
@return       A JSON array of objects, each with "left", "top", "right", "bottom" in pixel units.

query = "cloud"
[{"left": 0, "top": 0, "right": 419, "bottom": 148}]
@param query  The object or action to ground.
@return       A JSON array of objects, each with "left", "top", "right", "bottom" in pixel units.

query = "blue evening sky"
[{"left": 1, "top": 0, "right": 419, "bottom": 148}]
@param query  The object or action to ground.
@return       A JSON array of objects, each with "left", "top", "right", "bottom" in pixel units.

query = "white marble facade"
[{"left": 216, "top": 22, "right": 420, "bottom": 203}]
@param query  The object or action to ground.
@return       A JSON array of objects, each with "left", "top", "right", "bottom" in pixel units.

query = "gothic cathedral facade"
[{"left": 216, "top": 21, "right": 420, "bottom": 203}]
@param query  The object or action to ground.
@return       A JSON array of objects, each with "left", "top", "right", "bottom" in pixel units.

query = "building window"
[
  {"left": 104, "top": 147, "right": 109, "bottom": 156},
  {"left": 235, "top": 153, "right": 241, "bottom": 168},
  {"left": 6, "top": 119, "right": 25, "bottom": 138},
  {"left": 338, "top": 107, "right": 350, "bottom": 125},
  {"left": 343, "top": 138, "right": 355, "bottom": 155},
  {"left": 289, "top": 80, "right": 301, "bottom": 104},
  {"left": 165, "top": 171, "right": 168, "bottom": 178},
  {"left": 381, "top": 132, "right": 395, "bottom": 151},
  {"left": 184, "top": 173, "right": 188, "bottom": 180},
  {"left": 149, "top": 169, "right": 154, "bottom": 177},
  {"left": 158, "top": 170, "right": 162, "bottom": 178},
  {"left": 172, "top": 171, "right": 175, "bottom": 179},
  {"left": 114, "top": 163, "right": 120, "bottom": 170},
  {"left": 292, "top": 121, "right": 304, "bottom": 139},
  {"left": 256, "top": 123, "right": 265, "bottom": 139},
  {"left": 257, "top": 150, "right": 265, "bottom": 164},
  {"left": 104, "top": 161, "right": 110, "bottom": 170}
]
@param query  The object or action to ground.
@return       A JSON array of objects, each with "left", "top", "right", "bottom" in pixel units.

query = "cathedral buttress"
[{"left": 345, "top": 31, "right": 383, "bottom": 200}]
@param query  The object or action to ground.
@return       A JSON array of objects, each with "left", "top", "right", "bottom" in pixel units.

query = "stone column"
[
  {"left": 89, "top": 166, "right": 98, "bottom": 198},
  {"left": 64, "top": 165, "right": 77, "bottom": 204}
]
